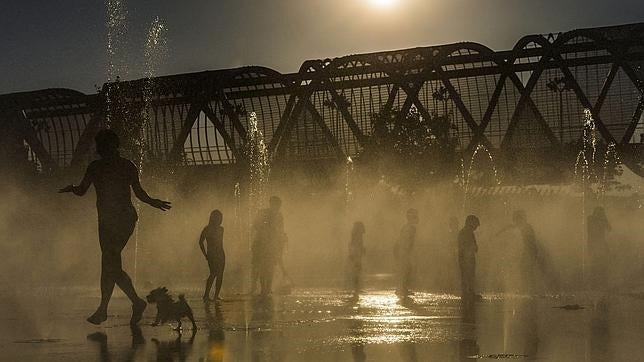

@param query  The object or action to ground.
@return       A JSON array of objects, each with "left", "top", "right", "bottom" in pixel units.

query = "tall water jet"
[
  {"left": 139, "top": 16, "right": 168, "bottom": 167},
  {"left": 131, "top": 17, "right": 167, "bottom": 282},
  {"left": 599, "top": 142, "right": 620, "bottom": 203},
  {"left": 575, "top": 108, "right": 598, "bottom": 286},
  {"left": 345, "top": 156, "right": 354, "bottom": 211},
  {"left": 234, "top": 182, "right": 243, "bottom": 245},
  {"left": 247, "top": 112, "right": 270, "bottom": 220},
  {"left": 105, "top": 0, "right": 128, "bottom": 128},
  {"left": 246, "top": 112, "right": 270, "bottom": 291}
]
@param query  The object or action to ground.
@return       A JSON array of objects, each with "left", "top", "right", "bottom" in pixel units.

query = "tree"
[{"left": 360, "top": 105, "right": 458, "bottom": 190}]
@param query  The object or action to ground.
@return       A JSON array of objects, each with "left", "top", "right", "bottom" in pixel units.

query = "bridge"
[{"left": 1, "top": 22, "right": 642, "bottom": 178}]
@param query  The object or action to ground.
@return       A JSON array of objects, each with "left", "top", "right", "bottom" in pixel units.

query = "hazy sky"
[{"left": 1, "top": 0, "right": 643, "bottom": 94}]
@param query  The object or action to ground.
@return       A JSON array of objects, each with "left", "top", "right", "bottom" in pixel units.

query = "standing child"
[
  {"left": 348, "top": 222, "right": 366, "bottom": 294},
  {"left": 199, "top": 210, "right": 225, "bottom": 302},
  {"left": 395, "top": 209, "right": 419, "bottom": 297},
  {"left": 458, "top": 215, "right": 480, "bottom": 303}
]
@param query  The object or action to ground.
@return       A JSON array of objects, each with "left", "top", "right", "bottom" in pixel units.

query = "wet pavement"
[{"left": 2, "top": 287, "right": 644, "bottom": 361}]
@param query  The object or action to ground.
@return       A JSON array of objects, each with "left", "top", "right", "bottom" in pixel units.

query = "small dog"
[{"left": 146, "top": 287, "right": 197, "bottom": 331}]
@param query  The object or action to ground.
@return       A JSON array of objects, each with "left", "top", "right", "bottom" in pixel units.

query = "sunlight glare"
[{"left": 369, "top": 0, "right": 398, "bottom": 9}]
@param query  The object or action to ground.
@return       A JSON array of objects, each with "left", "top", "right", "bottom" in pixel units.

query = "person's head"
[
  {"left": 95, "top": 129, "right": 120, "bottom": 158},
  {"left": 352, "top": 221, "right": 365, "bottom": 236},
  {"left": 513, "top": 209, "right": 527, "bottom": 225},
  {"left": 269, "top": 196, "right": 282, "bottom": 211},
  {"left": 465, "top": 215, "right": 480, "bottom": 231},
  {"left": 406, "top": 208, "right": 419, "bottom": 225},
  {"left": 209, "top": 209, "right": 223, "bottom": 226}
]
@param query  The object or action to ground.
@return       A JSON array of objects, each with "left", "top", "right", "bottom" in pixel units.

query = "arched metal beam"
[
  {"left": 202, "top": 102, "right": 241, "bottom": 160},
  {"left": 70, "top": 110, "right": 104, "bottom": 168},
  {"left": 15, "top": 110, "right": 57, "bottom": 172},
  {"left": 501, "top": 37, "right": 561, "bottom": 149},
  {"left": 167, "top": 101, "right": 201, "bottom": 163}
]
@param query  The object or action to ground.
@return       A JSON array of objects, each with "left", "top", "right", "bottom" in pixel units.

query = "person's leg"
[
  {"left": 353, "top": 267, "right": 361, "bottom": 293},
  {"left": 401, "top": 263, "right": 410, "bottom": 295},
  {"left": 204, "top": 273, "right": 215, "bottom": 301},
  {"left": 88, "top": 226, "right": 116, "bottom": 324},
  {"left": 204, "top": 258, "right": 216, "bottom": 301},
  {"left": 214, "top": 257, "right": 225, "bottom": 300},
  {"left": 251, "top": 247, "right": 261, "bottom": 294},
  {"left": 109, "top": 219, "right": 146, "bottom": 323},
  {"left": 265, "top": 262, "right": 275, "bottom": 294},
  {"left": 260, "top": 260, "right": 272, "bottom": 296},
  {"left": 87, "top": 250, "right": 115, "bottom": 324},
  {"left": 276, "top": 249, "right": 291, "bottom": 284},
  {"left": 214, "top": 271, "right": 224, "bottom": 300},
  {"left": 108, "top": 245, "right": 140, "bottom": 303},
  {"left": 465, "top": 267, "right": 473, "bottom": 298}
]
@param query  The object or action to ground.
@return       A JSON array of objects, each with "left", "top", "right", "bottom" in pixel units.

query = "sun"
[{"left": 368, "top": 0, "right": 398, "bottom": 9}]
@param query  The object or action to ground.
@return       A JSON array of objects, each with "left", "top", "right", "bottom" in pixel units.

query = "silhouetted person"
[
  {"left": 251, "top": 196, "right": 285, "bottom": 296},
  {"left": 458, "top": 215, "right": 480, "bottom": 303},
  {"left": 395, "top": 208, "right": 418, "bottom": 296},
  {"left": 274, "top": 218, "right": 292, "bottom": 290},
  {"left": 199, "top": 209, "right": 225, "bottom": 302},
  {"left": 498, "top": 210, "right": 548, "bottom": 293},
  {"left": 348, "top": 221, "right": 366, "bottom": 294},
  {"left": 587, "top": 206, "right": 611, "bottom": 292},
  {"left": 60, "top": 129, "right": 171, "bottom": 325}
]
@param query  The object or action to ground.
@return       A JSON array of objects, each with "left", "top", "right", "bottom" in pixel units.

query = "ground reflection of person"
[
  {"left": 87, "top": 325, "right": 144, "bottom": 362},
  {"left": 251, "top": 196, "right": 285, "bottom": 296},
  {"left": 458, "top": 215, "right": 480, "bottom": 304},
  {"left": 346, "top": 297, "right": 366, "bottom": 362},
  {"left": 458, "top": 299, "right": 479, "bottom": 360},
  {"left": 587, "top": 207, "right": 611, "bottom": 292},
  {"left": 348, "top": 222, "right": 366, "bottom": 295},
  {"left": 59, "top": 129, "right": 171, "bottom": 325},
  {"left": 199, "top": 210, "right": 225, "bottom": 302},
  {"left": 205, "top": 303, "right": 225, "bottom": 362},
  {"left": 395, "top": 208, "right": 418, "bottom": 297}
]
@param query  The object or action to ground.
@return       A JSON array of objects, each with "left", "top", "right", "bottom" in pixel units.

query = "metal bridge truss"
[{"left": 1, "top": 23, "right": 642, "bottom": 175}]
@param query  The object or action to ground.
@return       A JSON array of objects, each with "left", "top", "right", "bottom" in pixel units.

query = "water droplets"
[
  {"left": 345, "top": 157, "right": 354, "bottom": 210},
  {"left": 461, "top": 144, "right": 501, "bottom": 212},
  {"left": 247, "top": 112, "right": 270, "bottom": 217},
  {"left": 105, "top": 0, "right": 128, "bottom": 128}
]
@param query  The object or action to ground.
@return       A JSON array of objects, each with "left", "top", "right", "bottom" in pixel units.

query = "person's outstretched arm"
[
  {"left": 199, "top": 227, "right": 208, "bottom": 259},
  {"left": 130, "top": 162, "right": 172, "bottom": 211},
  {"left": 58, "top": 163, "right": 94, "bottom": 196}
]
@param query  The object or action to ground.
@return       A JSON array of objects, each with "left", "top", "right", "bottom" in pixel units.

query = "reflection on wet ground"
[{"left": 1, "top": 288, "right": 643, "bottom": 361}]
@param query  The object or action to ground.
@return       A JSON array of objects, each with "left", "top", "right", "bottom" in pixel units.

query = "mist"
[{"left": 2, "top": 160, "right": 642, "bottom": 295}]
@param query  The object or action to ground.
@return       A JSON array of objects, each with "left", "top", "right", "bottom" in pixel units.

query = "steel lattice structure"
[{"left": 1, "top": 23, "right": 643, "bottom": 176}]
